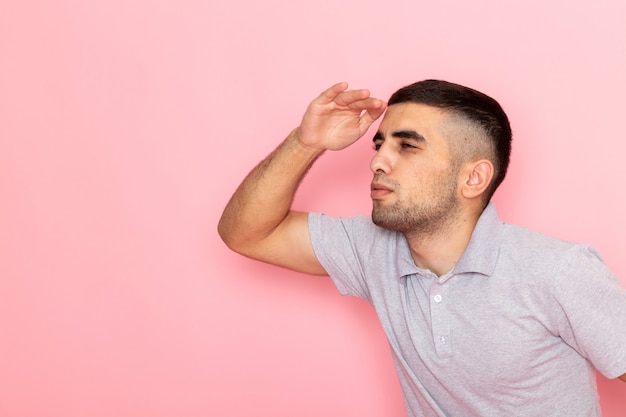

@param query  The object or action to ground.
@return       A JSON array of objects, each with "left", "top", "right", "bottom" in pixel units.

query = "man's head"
[
  {"left": 369, "top": 80, "right": 512, "bottom": 235},
  {"left": 387, "top": 79, "right": 512, "bottom": 204}
]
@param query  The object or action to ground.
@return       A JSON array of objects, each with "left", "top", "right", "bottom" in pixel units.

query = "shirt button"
[
  {"left": 440, "top": 336, "right": 447, "bottom": 345},
  {"left": 433, "top": 294, "right": 443, "bottom": 303}
]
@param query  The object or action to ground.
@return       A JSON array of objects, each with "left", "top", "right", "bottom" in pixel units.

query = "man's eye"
[
  {"left": 401, "top": 143, "right": 416, "bottom": 149},
  {"left": 373, "top": 143, "right": 382, "bottom": 151}
]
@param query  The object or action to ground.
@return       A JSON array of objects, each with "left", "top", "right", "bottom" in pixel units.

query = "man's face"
[{"left": 369, "top": 103, "right": 462, "bottom": 235}]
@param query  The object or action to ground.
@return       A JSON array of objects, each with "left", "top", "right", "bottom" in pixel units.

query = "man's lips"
[{"left": 370, "top": 182, "right": 393, "bottom": 199}]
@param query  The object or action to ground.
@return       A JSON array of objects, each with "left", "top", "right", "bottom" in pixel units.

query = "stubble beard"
[{"left": 371, "top": 174, "right": 461, "bottom": 238}]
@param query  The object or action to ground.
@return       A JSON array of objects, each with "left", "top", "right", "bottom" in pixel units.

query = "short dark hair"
[{"left": 388, "top": 80, "right": 512, "bottom": 203}]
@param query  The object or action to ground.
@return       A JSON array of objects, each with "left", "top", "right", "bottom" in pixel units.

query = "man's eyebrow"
[
  {"left": 392, "top": 130, "right": 426, "bottom": 141},
  {"left": 372, "top": 130, "right": 426, "bottom": 142}
]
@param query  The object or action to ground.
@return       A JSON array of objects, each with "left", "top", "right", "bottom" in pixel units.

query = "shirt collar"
[
  {"left": 396, "top": 203, "right": 503, "bottom": 278},
  {"left": 452, "top": 202, "right": 503, "bottom": 277}
]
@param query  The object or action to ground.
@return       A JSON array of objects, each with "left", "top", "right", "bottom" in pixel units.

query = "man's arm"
[
  {"left": 217, "top": 82, "right": 386, "bottom": 275},
  {"left": 620, "top": 372, "right": 626, "bottom": 382}
]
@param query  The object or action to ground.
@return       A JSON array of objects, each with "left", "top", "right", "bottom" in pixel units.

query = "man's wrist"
[{"left": 288, "top": 127, "right": 326, "bottom": 158}]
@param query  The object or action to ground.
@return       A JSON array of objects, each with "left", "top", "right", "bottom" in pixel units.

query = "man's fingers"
[
  {"left": 310, "top": 82, "right": 386, "bottom": 128},
  {"left": 366, "top": 101, "right": 388, "bottom": 121},
  {"left": 333, "top": 88, "right": 372, "bottom": 107},
  {"left": 357, "top": 101, "right": 387, "bottom": 131},
  {"left": 316, "top": 82, "right": 378, "bottom": 107},
  {"left": 346, "top": 96, "right": 386, "bottom": 111},
  {"left": 317, "top": 82, "right": 350, "bottom": 104}
]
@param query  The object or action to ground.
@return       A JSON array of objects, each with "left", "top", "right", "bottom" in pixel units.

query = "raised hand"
[{"left": 296, "top": 82, "right": 387, "bottom": 152}]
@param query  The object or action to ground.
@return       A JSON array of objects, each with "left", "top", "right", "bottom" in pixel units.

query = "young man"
[{"left": 218, "top": 80, "right": 626, "bottom": 416}]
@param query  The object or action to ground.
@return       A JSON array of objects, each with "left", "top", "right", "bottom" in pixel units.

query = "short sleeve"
[
  {"left": 552, "top": 245, "right": 626, "bottom": 379},
  {"left": 308, "top": 212, "right": 372, "bottom": 300}
]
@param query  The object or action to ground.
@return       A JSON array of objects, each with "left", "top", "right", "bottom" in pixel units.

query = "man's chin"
[{"left": 372, "top": 211, "right": 400, "bottom": 231}]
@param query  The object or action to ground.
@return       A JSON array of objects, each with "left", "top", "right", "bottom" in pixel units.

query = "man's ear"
[{"left": 460, "top": 159, "right": 494, "bottom": 200}]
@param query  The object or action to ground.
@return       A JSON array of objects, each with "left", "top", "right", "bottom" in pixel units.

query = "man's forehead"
[{"left": 378, "top": 102, "right": 448, "bottom": 131}]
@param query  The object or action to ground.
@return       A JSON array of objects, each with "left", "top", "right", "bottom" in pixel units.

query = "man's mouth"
[{"left": 370, "top": 182, "right": 393, "bottom": 199}]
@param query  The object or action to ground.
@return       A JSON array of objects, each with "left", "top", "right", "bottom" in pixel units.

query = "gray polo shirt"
[{"left": 309, "top": 203, "right": 626, "bottom": 417}]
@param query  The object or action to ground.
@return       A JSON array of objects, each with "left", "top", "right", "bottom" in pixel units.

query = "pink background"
[{"left": 1, "top": 1, "right": 625, "bottom": 416}]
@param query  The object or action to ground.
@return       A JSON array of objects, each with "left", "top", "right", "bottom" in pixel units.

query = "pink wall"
[{"left": 1, "top": 1, "right": 625, "bottom": 416}]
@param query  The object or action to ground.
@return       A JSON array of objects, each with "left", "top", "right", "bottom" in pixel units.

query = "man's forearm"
[
  {"left": 217, "top": 128, "right": 324, "bottom": 253},
  {"left": 218, "top": 82, "right": 385, "bottom": 262}
]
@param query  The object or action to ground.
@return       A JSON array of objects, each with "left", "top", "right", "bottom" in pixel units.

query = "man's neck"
[{"left": 404, "top": 211, "right": 480, "bottom": 277}]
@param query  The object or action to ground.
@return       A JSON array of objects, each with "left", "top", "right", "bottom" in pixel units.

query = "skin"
[
  {"left": 217, "top": 82, "right": 626, "bottom": 382},
  {"left": 370, "top": 103, "right": 489, "bottom": 275},
  {"left": 370, "top": 104, "right": 463, "bottom": 237},
  {"left": 218, "top": 82, "right": 385, "bottom": 275}
]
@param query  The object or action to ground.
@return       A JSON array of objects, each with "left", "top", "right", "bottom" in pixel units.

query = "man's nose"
[{"left": 370, "top": 146, "right": 391, "bottom": 174}]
